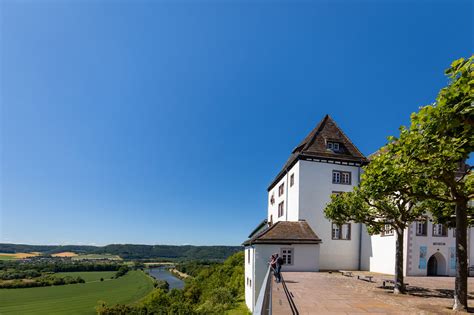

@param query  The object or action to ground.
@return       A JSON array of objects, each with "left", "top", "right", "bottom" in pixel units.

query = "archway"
[{"left": 427, "top": 252, "right": 447, "bottom": 276}]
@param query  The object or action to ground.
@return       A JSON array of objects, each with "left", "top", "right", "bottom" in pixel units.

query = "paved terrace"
[{"left": 272, "top": 271, "right": 474, "bottom": 314}]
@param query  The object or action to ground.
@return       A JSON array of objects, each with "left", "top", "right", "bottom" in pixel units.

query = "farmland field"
[
  {"left": 0, "top": 252, "right": 40, "bottom": 260},
  {"left": 72, "top": 253, "right": 122, "bottom": 260},
  {"left": 55, "top": 271, "right": 116, "bottom": 282},
  {"left": 0, "top": 270, "right": 154, "bottom": 314}
]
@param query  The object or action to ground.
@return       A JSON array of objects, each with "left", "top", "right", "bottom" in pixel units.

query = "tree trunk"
[
  {"left": 394, "top": 228, "right": 405, "bottom": 294},
  {"left": 453, "top": 200, "right": 468, "bottom": 311}
]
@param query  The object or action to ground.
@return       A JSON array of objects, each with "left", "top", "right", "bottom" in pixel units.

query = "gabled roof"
[
  {"left": 268, "top": 115, "right": 368, "bottom": 190},
  {"left": 242, "top": 220, "right": 321, "bottom": 246},
  {"left": 248, "top": 219, "right": 268, "bottom": 238}
]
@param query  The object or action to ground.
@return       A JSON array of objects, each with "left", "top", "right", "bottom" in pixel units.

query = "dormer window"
[{"left": 327, "top": 141, "right": 341, "bottom": 152}]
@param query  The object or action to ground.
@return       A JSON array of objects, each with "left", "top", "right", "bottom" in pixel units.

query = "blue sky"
[{"left": 1, "top": 0, "right": 472, "bottom": 246}]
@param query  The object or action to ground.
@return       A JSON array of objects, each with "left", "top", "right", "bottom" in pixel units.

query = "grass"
[
  {"left": 0, "top": 255, "right": 17, "bottom": 260},
  {"left": 226, "top": 295, "right": 251, "bottom": 315},
  {"left": 71, "top": 254, "right": 122, "bottom": 260},
  {"left": 0, "top": 252, "right": 40, "bottom": 260},
  {"left": 55, "top": 271, "right": 116, "bottom": 283},
  {"left": 0, "top": 270, "right": 154, "bottom": 315}
]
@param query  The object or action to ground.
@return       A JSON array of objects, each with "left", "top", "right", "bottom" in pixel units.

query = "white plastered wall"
[
  {"left": 250, "top": 243, "right": 320, "bottom": 311},
  {"left": 298, "top": 159, "right": 362, "bottom": 270}
]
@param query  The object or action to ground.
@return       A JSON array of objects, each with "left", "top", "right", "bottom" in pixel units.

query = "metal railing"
[{"left": 253, "top": 266, "right": 272, "bottom": 315}]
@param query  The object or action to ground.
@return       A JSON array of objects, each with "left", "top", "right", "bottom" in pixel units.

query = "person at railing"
[
  {"left": 275, "top": 254, "right": 284, "bottom": 283},
  {"left": 269, "top": 254, "right": 277, "bottom": 280}
]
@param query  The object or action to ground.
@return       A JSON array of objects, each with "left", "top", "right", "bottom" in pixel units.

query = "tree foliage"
[
  {"left": 96, "top": 251, "right": 248, "bottom": 315},
  {"left": 325, "top": 148, "right": 425, "bottom": 293},
  {"left": 385, "top": 55, "right": 473, "bottom": 310}
]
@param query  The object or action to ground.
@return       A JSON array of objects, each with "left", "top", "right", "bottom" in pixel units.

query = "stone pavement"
[
  {"left": 272, "top": 272, "right": 409, "bottom": 314},
  {"left": 271, "top": 272, "right": 474, "bottom": 314}
]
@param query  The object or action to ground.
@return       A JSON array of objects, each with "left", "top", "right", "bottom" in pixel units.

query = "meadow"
[
  {"left": 0, "top": 270, "right": 154, "bottom": 314},
  {"left": 0, "top": 252, "right": 40, "bottom": 260},
  {"left": 55, "top": 271, "right": 116, "bottom": 282}
]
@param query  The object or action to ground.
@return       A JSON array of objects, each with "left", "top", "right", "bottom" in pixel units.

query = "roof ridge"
[
  {"left": 301, "top": 114, "right": 329, "bottom": 152},
  {"left": 329, "top": 117, "right": 366, "bottom": 159}
]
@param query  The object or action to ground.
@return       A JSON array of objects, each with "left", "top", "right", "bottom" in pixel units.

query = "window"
[
  {"left": 381, "top": 224, "right": 394, "bottom": 236},
  {"left": 433, "top": 224, "right": 447, "bottom": 237},
  {"left": 332, "top": 170, "right": 351, "bottom": 184},
  {"left": 247, "top": 249, "right": 250, "bottom": 264},
  {"left": 270, "top": 193, "right": 275, "bottom": 205},
  {"left": 327, "top": 141, "right": 341, "bottom": 152},
  {"left": 278, "top": 201, "right": 284, "bottom": 217},
  {"left": 281, "top": 248, "right": 293, "bottom": 265},
  {"left": 416, "top": 219, "right": 427, "bottom": 236},
  {"left": 278, "top": 183, "right": 284, "bottom": 196},
  {"left": 332, "top": 223, "right": 351, "bottom": 240},
  {"left": 290, "top": 174, "right": 294, "bottom": 187}
]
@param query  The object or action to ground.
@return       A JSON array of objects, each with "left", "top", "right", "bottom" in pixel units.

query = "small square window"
[
  {"left": 381, "top": 224, "right": 394, "bottom": 236},
  {"left": 332, "top": 222, "right": 351, "bottom": 240},
  {"left": 332, "top": 170, "right": 351, "bottom": 185}
]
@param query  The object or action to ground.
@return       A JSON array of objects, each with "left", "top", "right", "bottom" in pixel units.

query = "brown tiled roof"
[
  {"left": 242, "top": 220, "right": 321, "bottom": 245},
  {"left": 268, "top": 115, "right": 368, "bottom": 190}
]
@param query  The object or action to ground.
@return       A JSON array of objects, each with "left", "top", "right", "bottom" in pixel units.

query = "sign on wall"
[
  {"left": 450, "top": 247, "right": 456, "bottom": 270},
  {"left": 419, "top": 246, "right": 427, "bottom": 269}
]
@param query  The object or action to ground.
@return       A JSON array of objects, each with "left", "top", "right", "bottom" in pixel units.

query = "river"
[{"left": 147, "top": 267, "right": 185, "bottom": 290}]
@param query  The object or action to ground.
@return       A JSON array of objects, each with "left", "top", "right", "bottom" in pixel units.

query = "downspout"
[
  {"left": 252, "top": 244, "right": 255, "bottom": 312},
  {"left": 285, "top": 168, "right": 289, "bottom": 221},
  {"left": 357, "top": 165, "right": 362, "bottom": 270}
]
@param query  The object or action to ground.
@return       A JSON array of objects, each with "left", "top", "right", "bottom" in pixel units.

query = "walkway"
[{"left": 272, "top": 271, "right": 474, "bottom": 314}]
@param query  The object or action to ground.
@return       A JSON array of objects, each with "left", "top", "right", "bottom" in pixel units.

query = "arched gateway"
[{"left": 427, "top": 252, "right": 447, "bottom": 276}]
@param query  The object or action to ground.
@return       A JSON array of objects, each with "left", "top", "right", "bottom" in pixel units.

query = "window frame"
[
  {"left": 327, "top": 141, "right": 342, "bottom": 152},
  {"left": 381, "top": 224, "right": 394, "bottom": 237},
  {"left": 280, "top": 248, "right": 294, "bottom": 265},
  {"left": 278, "top": 183, "right": 284, "bottom": 196},
  {"left": 415, "top": 219, "right": 428, "bottom": 236},
  {"left": 432, "top": 223, "right": 447, "bottom": 237},
  {"left": 278, "top": 201, "right": 284, "bottom": 217},
  {"left": 331, "top": 222, "right": 351, "bottom": 240},
  {"left": 332, "top": 170, "right": 351, "bottom": 185}
]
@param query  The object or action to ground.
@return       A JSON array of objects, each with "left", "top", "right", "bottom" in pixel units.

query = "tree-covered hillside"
[
  {"left": 97, "top": 251, "right": 248, "bottom": 314},
  {"left": 0, "top": 243, "right": 242, "bottom": 261}
]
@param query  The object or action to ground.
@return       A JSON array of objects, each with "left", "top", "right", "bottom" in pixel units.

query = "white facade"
[
  {"left": 361, "top": 219, "right": 474, "bottom": 277},
  {"left": 267, "top": 159, "right": 363, "bottom": 270},
  {"left": 244, "top": 115, "right": 473, "bottom": 312},
  {"left": 244, "top": 243, "right": 320, "bottom": 312}
]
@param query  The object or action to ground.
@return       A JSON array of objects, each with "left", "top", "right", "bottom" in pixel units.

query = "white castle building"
[{"left": 243, "top": 115, "right": 474, "bottom": 312}]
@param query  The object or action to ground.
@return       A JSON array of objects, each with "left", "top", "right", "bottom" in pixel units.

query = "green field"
[
  {"left": 0, "top": 255, "right": 17, "bottom": 260},
  {"left": 72, "top": 254, "right": 122, "bottom": 260},
  {"left": 56, "top": 271, "right": 116, "bottom": 282},
  {"left": 0, "top": 270, "right": 154, "bottom": 314}
]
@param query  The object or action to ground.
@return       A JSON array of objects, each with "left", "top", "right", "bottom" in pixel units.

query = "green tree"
[
  {"left": 325, "top": 148, "right": 424, "bottom": 294},
  {"left": 388, "top": 56, "right": 473, "bottom": 310}
]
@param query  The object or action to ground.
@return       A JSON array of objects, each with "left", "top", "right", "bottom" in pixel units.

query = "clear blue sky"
[{"left": 0, "top": 0, "right": 472, "bottom": 246}]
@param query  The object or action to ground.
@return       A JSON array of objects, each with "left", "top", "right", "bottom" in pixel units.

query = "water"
[{"left": 147, "top": 267, "right": 185, "bottom": 290}]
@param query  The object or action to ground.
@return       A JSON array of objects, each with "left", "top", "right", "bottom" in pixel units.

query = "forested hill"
[{"left": 0, "top": 243, "right": 242, "bottom": 260}]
